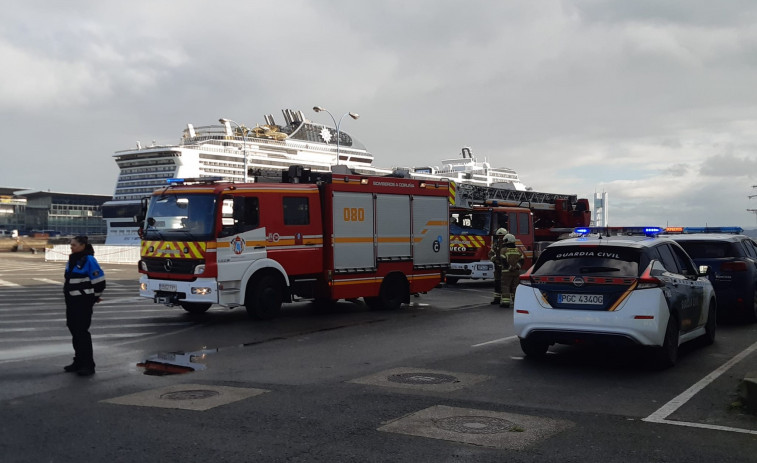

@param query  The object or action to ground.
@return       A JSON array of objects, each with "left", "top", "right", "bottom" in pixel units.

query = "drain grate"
[
  {"left": 159, "top": 389, "right": 220, "bottom": 401},
  {"left": 433, "top": 416, "right": 518, "bottom": 434},
  {"left": 387, "top": 372, "right": 458, "bottom": 385}
]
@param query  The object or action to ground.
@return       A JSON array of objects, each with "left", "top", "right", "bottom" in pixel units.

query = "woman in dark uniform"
[{"left": 63, "top": 236, "right": 106, "bottom": 376}]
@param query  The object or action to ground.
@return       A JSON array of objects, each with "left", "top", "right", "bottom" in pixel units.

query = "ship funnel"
[
  {"left": 264, "top": 114, "right": 275, "bottom": 126},
  {"left": 186, "top": 124, "right": 196, "bottom": 138},
  {"left": 282, "top": 109, "right": 292, "bottom": 125},
  {"left": 295, "top": 110, "right": 305, "bottom": 122}
]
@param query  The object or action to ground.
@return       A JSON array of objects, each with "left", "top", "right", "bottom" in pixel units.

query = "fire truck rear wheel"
[
  {"left": 246, "top": 274, "right": 283, "bottom": 320},
  {"left": 365, "top": 274, "right": 407, "bottom": 311},
  {"left": 180, "top": 302, "right": 212, "bottom": 314}
]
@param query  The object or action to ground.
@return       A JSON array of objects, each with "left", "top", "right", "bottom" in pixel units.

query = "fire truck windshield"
[
  {"left": 450, "top": 211, "right": 491, "bottom": 236},
  {"left": 144, "top": 193, "right": 217, "bottom": 240}
]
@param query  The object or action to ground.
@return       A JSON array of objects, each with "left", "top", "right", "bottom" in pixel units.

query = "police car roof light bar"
[{"left": 573, "top": 226, "right": 663, "bottom": 237}]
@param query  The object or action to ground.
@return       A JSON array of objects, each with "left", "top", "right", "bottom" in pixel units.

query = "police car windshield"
[
  {"left": 144, "top": 194, "right": 216, "bottom": 240},
  {"left": 534, "top": 245, "right": 642, "bottom": 277}
]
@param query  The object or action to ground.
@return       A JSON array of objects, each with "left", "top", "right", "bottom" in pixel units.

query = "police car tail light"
[
  {"left": 637, "top": 265, "right": 662, "bottom": 289},
  {"left": 637, "top": 276, "right": 662, "bottom": 289},
  {"left": 518, "top": 266, "right": 535, "bottom": 286},
  {"left": 721, "top": 261, "right": 748, "bottom": 272}
]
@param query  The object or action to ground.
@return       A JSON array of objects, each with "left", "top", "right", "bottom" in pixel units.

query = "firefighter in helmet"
[
  {"left": 488, "top": 228, "right": 508, "bottom": 304},
  {"left": 500, "top": 233, "right": 525, "bottom": 308}
]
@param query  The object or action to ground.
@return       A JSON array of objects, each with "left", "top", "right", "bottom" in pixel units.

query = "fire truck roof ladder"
[{"left": 454, "top": 182, "right": 578, "bottom": 210}]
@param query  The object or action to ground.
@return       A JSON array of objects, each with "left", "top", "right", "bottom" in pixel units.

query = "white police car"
[{"left": 513, "top": 227, "right": 716, "bottom": 368}]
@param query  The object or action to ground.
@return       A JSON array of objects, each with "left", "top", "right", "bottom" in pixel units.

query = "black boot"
[{"left": 63, "top": 359, "right": 79, "bottom": 373}]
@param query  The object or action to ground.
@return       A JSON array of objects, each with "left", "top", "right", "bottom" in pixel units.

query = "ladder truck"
[{"left": 446, "top": 182, "right": 591, "bottom": 283}]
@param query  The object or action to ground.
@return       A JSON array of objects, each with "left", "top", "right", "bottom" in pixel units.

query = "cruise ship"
[{"left": 103, "top": 109, "right": 527, "bottom": 245}]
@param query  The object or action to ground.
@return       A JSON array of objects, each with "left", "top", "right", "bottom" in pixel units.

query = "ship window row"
[
  {"left": 119, "top": 159, "right": 177, "bottom": 168},
  {"left": 118, "top": 173, "right": 174, "bottom": 182},
  {"left": 198, "top": 153, "right": 245, "bottom": 163},
  {"left": 120, "top": 166, "right": 176, "bottom": 174}
]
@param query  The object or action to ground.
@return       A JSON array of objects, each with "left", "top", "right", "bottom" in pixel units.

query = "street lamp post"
[
  {"left": 312, "top": 106, "right": 359, "bottom": 165},
  {"left": 219, "top": 118, "right": 248, "bottom": 182}
]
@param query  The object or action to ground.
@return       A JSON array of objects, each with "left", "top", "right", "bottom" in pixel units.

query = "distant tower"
[
  {"left": 594, "top": 191, "right": 609, "bottom": 227},
  {"left": 748, "top": 185, "right": 757, "bottom": 223}
]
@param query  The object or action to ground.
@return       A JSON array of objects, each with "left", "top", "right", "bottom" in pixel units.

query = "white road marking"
[
  {"left": 33, "top": 278, "right": 62, "bottom": 285},
  {"left": 0, "top": 322, "right": 193, "bottom": 333},
  {"left": 472, "top": 335, "right": 518, "bottom": 347},
  {"left": 643, "top": 339, "right": 757, "bottom": 435},
  {"left": 0, "top": 279, "right": 20, "bottom": 287}
]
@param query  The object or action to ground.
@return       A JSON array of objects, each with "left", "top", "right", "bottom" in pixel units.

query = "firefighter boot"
[
  {"left": 500, "top": 293, "right": 511, "bottom": 308},
  {"left": 491, "top": 293, "right": 501, "bottom": 305}
]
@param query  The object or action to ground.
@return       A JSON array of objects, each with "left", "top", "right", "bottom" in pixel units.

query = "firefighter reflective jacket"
[
  {"left": 64, "top": 255, "right": 106, "bottom": 298},
  {"left": 504, "top": 247, "right": 524, "bottom": 272}
]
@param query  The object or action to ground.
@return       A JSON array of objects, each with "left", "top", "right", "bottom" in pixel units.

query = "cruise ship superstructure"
[{"left": 103, "top": 109, "right": 527, "bottom": 245}]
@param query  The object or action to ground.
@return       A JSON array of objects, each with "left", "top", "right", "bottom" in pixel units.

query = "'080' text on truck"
[{"left": 137, "top": 168, "right": 450, "bottom": 319}]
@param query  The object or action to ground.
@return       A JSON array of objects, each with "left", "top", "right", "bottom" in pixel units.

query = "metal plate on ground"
[
  {"left": 348, "top": 367, "right": 490, "bottom": 392},
  {"left": 378, "top": 405, "right": 573, "bottom": 450},
  {"left": 101, "top": 384, "right": 268, "bottom": 411}
]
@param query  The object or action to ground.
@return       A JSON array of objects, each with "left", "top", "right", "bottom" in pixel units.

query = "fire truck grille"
[{"left": 142, "top": 257, "right": 203, "bottom": 275}]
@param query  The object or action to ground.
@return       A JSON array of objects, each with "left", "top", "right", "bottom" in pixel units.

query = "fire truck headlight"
[
  {"left": 140, "top": 282, "right": 148, "bottom": 291},
  {"left": 191, "top": 287, "right": 212, "bottom": 295},
  {"left": 194, "top": 264, "right": 205, "bottom": 275}
]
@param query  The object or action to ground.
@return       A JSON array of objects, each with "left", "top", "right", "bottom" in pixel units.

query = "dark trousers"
[
  {"left": 492, "top": 266, "right": 502, "bottom": 300},
  {"left": 65, "top": 296, "right": 95, "bottom": 368}
]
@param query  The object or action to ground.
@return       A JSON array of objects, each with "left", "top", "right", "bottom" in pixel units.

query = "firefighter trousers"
[
  {"left": 500, "top": 270, "right": 521, "bottom": 307},
  {"left": 491, "top": 266, "right": 502, "bottom": 303}
]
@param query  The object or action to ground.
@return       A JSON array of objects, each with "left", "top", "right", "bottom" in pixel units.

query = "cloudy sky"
[{"left": 2, "top": 0, "right": 757, "bottom": 227}]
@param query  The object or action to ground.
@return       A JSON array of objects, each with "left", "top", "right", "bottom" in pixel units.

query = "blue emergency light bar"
[
  {"left": 673, "top": 226, "right": 743, "bottom": 234},
  {"left": 574, "top": 226, "right": 663, "bottom": 237},
  {"left": 166, "top": 177, "right": 224, "bottom": 185}
]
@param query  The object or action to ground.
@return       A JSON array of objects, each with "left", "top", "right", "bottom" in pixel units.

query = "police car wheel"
[
  {"left": 180, "top": 302, "right": 211, "bottom": 314},
  {"left": 652, "top": 314, "right": 679, "bottom": 369},
  {"left": 702, "top": 300, "right": 716, "bottom": 346},
  {"left": 747, "top": 289, "right": 757, "bottom": 324},
  {"left": 519, "top": 337, "right": 548, "bottom": 358}
]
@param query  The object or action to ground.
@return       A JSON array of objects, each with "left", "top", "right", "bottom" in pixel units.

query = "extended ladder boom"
[{"left": 453, "top": 182, "right": 579, "bottom": 210}]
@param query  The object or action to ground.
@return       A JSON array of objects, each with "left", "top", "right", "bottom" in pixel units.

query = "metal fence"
[{"left": 46, "top": 245, "right": 140, "bottom": 264}]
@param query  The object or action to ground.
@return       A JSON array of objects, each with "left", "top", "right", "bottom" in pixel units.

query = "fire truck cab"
[
  {"left": 448, "top": 205, "right": 534, "bottom": 283},
  {"left": 138, "top": 167, "right": 450, "bottom": 319},
  {"left": 446, "top": 182, "right": 591, "bottom": 284}
]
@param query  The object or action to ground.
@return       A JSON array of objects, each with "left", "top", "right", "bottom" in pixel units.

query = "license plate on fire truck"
[
  {"left": 558, "top": 293, "right": 603, "bottom": 305},
  {"left": 159, "top": 283, "right": 177, "bottom": 292}
]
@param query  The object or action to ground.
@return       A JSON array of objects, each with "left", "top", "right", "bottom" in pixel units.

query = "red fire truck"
[
  {"left": 137, "top": 167, "right": 450, "bottom": 319},
  {"left": 446, "top": 182, "right": 591, "bottom": 284}
]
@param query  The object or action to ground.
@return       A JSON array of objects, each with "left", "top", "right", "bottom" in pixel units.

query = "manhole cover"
[
  {"left": 160, "top": 389, "right": 220, "bottom": 401},
  {"left": 433, "top": 416, "right": 518, "bottom": 434},
  {"left": 387, "top": 372, "right": 458, "bottom": 385}
]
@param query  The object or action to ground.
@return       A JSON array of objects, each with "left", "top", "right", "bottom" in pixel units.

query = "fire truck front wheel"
[
  {"left": 245, "top": 274, "right": 284, "bottom": 320},
  {"left": 180, "top": 302, "right": 212, "bottom": 314}
]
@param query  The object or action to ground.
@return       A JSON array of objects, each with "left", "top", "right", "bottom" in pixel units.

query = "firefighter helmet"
[
  {"left": 505, "top": 234, "right": 516, "bottom": 244},
  {"left": 495, "top": 228, "right": 508, "bottom": 236}
]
